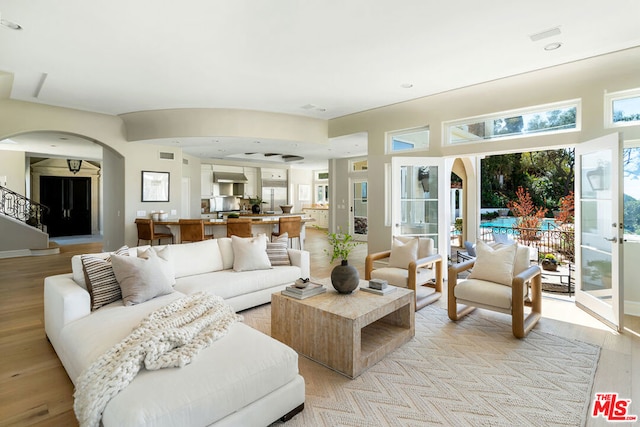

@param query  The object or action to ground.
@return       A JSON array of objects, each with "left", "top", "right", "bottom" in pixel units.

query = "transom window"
[
  {"left": 387, "top": 127, "right": 430, "bottom": 153},
  {"left": 445, "top": 100, "right": 580, "bottom": 144},
  {"left": 605, "top": 88, "right": 640, "bottom": 128}
]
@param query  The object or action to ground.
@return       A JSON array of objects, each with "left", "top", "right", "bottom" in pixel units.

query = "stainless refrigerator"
[{"left": 261, "top": 181, "right": 288, "bottom": 213}]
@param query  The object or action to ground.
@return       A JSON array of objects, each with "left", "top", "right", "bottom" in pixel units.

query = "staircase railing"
[{"left": 0, "top": 186, "right": 49, "bottom": 231}]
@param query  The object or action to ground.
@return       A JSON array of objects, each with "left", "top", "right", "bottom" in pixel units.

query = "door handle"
[{"left": 604, "top": 236, "right": 617, "bottom": 242}]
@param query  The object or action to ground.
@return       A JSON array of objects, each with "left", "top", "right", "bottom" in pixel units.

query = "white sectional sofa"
[{"left": 44, "top": 236, "right": 309, "bottom": 426}]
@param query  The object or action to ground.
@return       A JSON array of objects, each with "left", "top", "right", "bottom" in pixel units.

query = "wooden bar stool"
[
  {"left": 226, "top": 218, "right": 253, "bottom": 238},
  {"left": 271, "top": 216, "right": 301, "bottom": 249},
  {"left": 135, "top": 218, "right": 174, "bottom": 246},
  {"left": 179, "top": 219, "right": 214, "bottom": 243}
]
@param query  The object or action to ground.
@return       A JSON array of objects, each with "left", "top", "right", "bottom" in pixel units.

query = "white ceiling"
[{"left": 1, "top": 0, "right": 640, "bottom": 167}]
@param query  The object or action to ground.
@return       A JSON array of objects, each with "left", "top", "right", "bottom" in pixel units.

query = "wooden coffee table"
[{"left": 271, "top": 280, "right": 415, "bottom": 378}]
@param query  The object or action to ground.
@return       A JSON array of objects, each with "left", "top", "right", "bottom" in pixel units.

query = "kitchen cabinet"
[
  {"left": 201, "top": 169, "right": 213, "bottom": 197},
  {"left": 261, "top": 168, "right": 287, "bottom": 180},
  {"left": 304, "top": 208, "right": 328, "bottom": 228},
  {"left": 243, "top": 167, "right": 257, "bottom": 197}
]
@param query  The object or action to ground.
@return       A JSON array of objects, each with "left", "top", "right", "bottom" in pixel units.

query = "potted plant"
[
  {"left": 325, "top": 227, "right": 361, "bottom": 294},
  {"left": 248, "top": 196, "right": 265, "bottom": 214},
  {"left": 541, "top": 253, "right": 559, "bottom": 271}
]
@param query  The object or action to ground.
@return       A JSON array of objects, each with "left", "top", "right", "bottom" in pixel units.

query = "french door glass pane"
[
  {"left": 400, "top": 165, "right": 439, "bottom": 247},
  {"left": 353, "top": 181, "right": 367, "bottom": 236},
  {"left": 580, "top": 149, "right": 613, "bottom": 303}
]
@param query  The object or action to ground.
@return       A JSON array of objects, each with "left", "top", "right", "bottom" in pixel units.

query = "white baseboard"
[
  {"left": 0, "top": 249, "right": 31, "bottom": 259},
  {"left": 625, "top": 300, "right": 640, "bottom": 317}
]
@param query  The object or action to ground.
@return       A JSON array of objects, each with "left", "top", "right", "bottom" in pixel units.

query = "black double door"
[{"left": 40, "top": 176, "right": 91, "bottom": 237}]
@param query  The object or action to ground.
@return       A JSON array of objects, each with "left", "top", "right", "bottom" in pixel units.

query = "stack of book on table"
[
  {"left": 360, "top": 278, "right": 396, "bottom": 295},
  {"left": 281, "top": 281, "right": 326, "bottom": 299}
]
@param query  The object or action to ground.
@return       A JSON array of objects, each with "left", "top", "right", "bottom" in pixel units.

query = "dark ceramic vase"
[
  {"left": 251, "top": 204, "right": 261, "bottom": 214},
  {"left": 331, "top": 260, "right": 360, "bottom": 294}
]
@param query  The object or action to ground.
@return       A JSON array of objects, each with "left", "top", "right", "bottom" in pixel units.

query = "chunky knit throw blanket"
[{"left": 73, "top": 292, "right": 242, "bottom": 427}]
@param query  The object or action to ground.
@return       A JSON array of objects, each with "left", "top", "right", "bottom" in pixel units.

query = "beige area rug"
[{"left": 245, "top": 304, "right": 600, "bottom": 427}]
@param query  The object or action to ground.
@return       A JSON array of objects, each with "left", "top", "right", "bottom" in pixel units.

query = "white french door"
[
  {"left": 391, "top": 157, "right": 447, "bottom": 254},
  {"left": 575, "top": 133, "right": 624, "bottom": 331}
]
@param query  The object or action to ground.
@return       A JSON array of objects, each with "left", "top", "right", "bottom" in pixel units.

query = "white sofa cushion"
[
  {"left": 58, "top": 294, "right": 299, "bottom": 427},
  {"left": 101, "top": 323, "right": 299, "bottom": 427},
  {"left": 170, "top": 239, "right": 224, "bottom": 278},
  {"left": 454, "top": 278, "right": 515, "bottom": 310},
  {"left": 174, "top": 266, "right": 302, "bottom": 300},
  {"left": 58, "top": 293, "right": 186, "bottom": 382},
  {"left": 370, "top": 267, "right": 433, "bottom": 288}
]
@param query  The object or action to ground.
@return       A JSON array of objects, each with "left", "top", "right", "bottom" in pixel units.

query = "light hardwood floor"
[{"left": 0, "top": 229, "right": 638, "bottom": 426}]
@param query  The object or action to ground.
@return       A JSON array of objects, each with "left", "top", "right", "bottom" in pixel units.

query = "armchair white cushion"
[
  {"left": 468, "top": 240, "right": 518, "bottom": 286},
  {"left": 448, "top": 242, "right": 542, "bottom": 338},
  {"left": 388, "top": 237, "right": 419, "bottom": 268}
]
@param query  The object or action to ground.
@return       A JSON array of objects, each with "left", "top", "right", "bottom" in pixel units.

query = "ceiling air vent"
[{"left": 159, "top": 152, "right": 175, "bottom": 160}]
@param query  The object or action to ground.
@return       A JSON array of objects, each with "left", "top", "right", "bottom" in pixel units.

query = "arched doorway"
[{"left": 0, "top": 131, "right": 126, "bottom": 250}]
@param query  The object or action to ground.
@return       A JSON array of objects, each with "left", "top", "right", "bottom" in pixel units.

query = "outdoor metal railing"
[
  {"left": 480, "top": 224, "right": 575, "bottom": 264},
  {"left": 0, "top": 185, "right": 49, "bottom": 231}
]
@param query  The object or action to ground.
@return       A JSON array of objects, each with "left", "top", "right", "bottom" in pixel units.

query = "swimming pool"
[{"left": 480, "top": 217, "right": 558, "bottom": 230}]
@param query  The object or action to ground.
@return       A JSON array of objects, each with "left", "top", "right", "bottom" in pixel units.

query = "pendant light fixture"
[{"left": 67, "top": 159, "right": 83, "bottom": 174}]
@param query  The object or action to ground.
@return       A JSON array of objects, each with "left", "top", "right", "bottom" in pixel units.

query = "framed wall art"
[{"left": 141, "top": 171, "right": 170, "bottom": 202}]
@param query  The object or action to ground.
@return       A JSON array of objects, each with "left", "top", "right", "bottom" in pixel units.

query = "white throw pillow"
[
  {"left": 513, "top": 245, "right": 532, "bottom": 276},
  {"left": 468, "top": 240, "right": 518, "bottom": 286},
  {"left": 137, "top": 246, "right": 176, "bottom": 286},
  {"left": 394, "top": 235, "right": 434, "bottom": 259},
  {"left": 388, "top": 237, "right": 419, "bottom": 269},
  {"left": 111, "top": 252, "right": 175, "bottom": 306},
  {"left": 216, "top": 237, "right": 234, "bottom": 270},
  {"left": 231, "top": 234, "right": 272, "bottom": 272}
]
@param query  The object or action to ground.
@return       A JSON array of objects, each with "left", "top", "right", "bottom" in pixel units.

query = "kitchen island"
[{"left": 153, "top": 214, "right": 314, "bottom": 248}]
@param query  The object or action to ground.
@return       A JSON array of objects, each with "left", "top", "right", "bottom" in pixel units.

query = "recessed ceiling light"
[
  {"left": 1, "top": 19, "right": 23, "bottom": 30},
  {"left": 544, "top": 42, "right": 562, "bottom": 51},
  {"left": 400, "top": 83, "right": 413, "bottom": 89}
]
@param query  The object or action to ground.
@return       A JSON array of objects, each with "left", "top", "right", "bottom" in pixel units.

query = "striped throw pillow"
[
  {"left": 266, "top": 233, "right": 291, "bottom": 266},
  {"left": 82, "top": 246, "right": 129, "bottom": 311}
]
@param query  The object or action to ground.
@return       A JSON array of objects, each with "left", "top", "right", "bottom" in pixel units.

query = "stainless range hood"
[{"left": 212, "top": 172, "right": 248, "bottom": 183}]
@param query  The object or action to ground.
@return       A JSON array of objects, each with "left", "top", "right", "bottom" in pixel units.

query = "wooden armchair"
[
  {"left": 365, "top": 237, "right": 443, "bottom": 311},
  {"left": 447, "top": 241, "right": 542, "bottom": 338}
]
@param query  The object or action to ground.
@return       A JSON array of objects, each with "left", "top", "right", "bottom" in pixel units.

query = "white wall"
[
  {"left": 0, "top": 150, "right": 26, "bottom": 194},
  {"left": 289, "top": 168, "right": 313, "bottom": 213}
]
